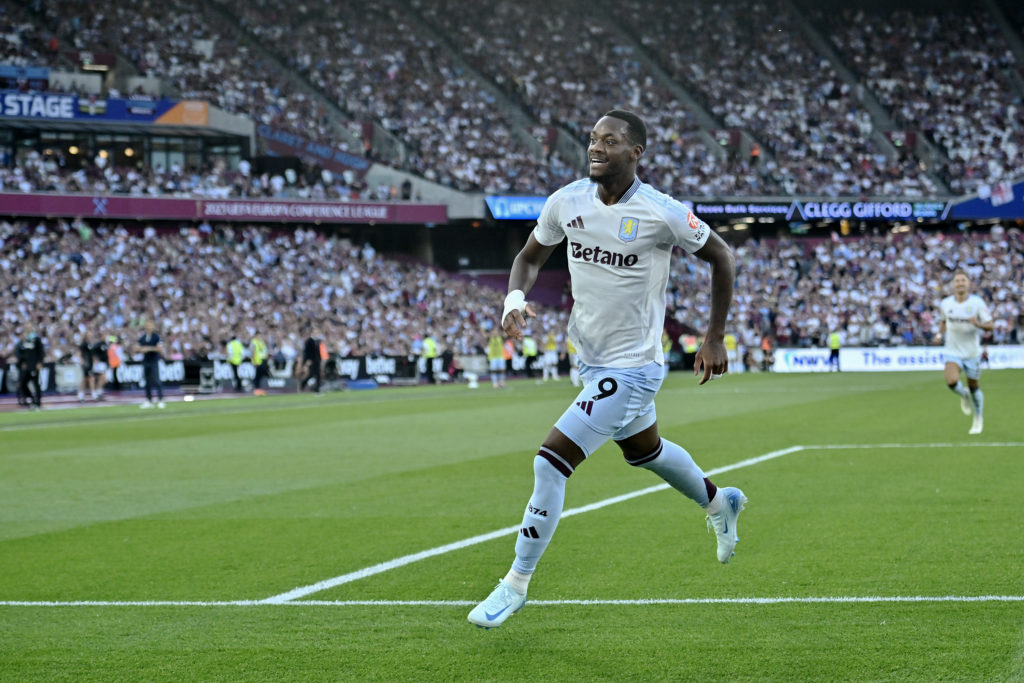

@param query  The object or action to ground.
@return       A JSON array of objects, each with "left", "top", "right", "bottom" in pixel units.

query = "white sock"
[
  {"left": 511, "top": 455, "right": 568, "bottom": 577},
  {"left": 628, "top": 438, "right": 711, "bottom": 507},
  {"left": 503, "top": 568, "right": 530, "bottom": 595},
  {"left": 706, "top": 488, "right": 724, "bottom": 515}
]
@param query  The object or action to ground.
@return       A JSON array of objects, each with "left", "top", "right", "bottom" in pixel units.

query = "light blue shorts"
[
  {"left": 554, "top": 361, "right": 664, "bottom": 458},
  {"left": 944, "top": 354, "right": 981, "bottom": 380},
  {"left": 489, "top": 358, "right": 506, "bottom": 372}
]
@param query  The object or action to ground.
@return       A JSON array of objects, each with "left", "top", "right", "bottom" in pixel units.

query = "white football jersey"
[
  {"left": 939, "top": 294, "right": 991, "bottom": 360},
  {"left": 533, "top": 177, "right": 710, "bottom": 368}
]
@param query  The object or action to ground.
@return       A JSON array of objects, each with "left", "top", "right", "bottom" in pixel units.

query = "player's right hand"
[{"left": 502, "top": 303, "right": 536, "bottom": 340}]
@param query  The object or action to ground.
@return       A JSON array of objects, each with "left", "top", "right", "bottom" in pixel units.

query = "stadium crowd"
[
  {"left": 2, "top": 218, "right": 1021, "bottom": 375},
  {"left": 0, "top": 217, "right": 552, "bottom": 370},
  {"left": 2, "top": 1, "right": 1024, "bottom": 391},
  {"left": 819, "top": 4, "right": 1024, "bottom": 195},
  {"left": 15, "top": 0, "right": 366, "bottom": 164},
  {"left": 0, "top": 2, "right": 54, "bottom": 69},
  {"left": 614, "top": 0, "right": 942, "bottom": 198},
  {"left": 0, "top": 148, "right": 391, "bottom": 200},
  {"left": 411, "top": 0, "right": 780, "bottom": 197},
  {"left": 3, "top": 0, "right": 1023, "bottom": 197},
  {"left": 667, "top": 226, "right": 1024, "bottom": 354},
  {"left": 234, "top": 0, "right": 579, "bottom": 194}
]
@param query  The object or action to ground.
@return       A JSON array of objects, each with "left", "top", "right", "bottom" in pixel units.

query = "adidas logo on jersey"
[
  {"left": 566, "top": 215, "right": 585, "bottom": 230},
  {"left": 575, "top": 400, "right": 594, "bottom": 415}
]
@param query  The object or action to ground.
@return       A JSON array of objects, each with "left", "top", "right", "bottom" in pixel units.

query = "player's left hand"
[{"left": 694, "top": 338, "right": 728, "bottom": 385}]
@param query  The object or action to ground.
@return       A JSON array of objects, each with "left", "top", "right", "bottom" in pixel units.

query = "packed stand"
[
  {"left": 409, "top": 0, "right": 778, "bottom": 197},
  {"left": 0, "top": 149, "right": 393, "bottom": 200},
  {"left": 0, "top": 3, "right": 58, "bottom": 70},
  {"left": 0, "top": 218, "right": 570, "bottom": 370},
  {"left": 227, "top": 0, "right": 577, "bottom": 194},
  {"left": 22, "top": 0, "right": 366, "bottom": 163},
  {"left": 667, "top": 228, "right": 1024, "bottom": 356},
  {"left": 820, "top": 5, "right": 1024, "bottom": 194},
  {"left": 612, "top": 0, "right": 941, "bottom": 198},
  {"left": 5, "top": 0, "right": 1024, "bottom": 197}
]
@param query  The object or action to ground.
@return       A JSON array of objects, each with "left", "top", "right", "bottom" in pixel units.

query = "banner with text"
[
  {"left": 0, "top": 89, "right": 208, "bottom": 125},
  {"left": 773, "top": 346, "right": 1024, "bottom": 372},
  {"left": 0, "top": 193, "right": 447, "bottom": 225},
  {"left": 485, "top": 196, "right": 956, "bottom": 222}
]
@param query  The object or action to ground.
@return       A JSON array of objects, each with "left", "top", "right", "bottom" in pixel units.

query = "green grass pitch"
[{"left": 2, "top": 370, "right": 1022, "bottom": 681}]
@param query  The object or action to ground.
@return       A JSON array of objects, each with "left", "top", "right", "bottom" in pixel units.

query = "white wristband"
[{"left": 502, "top": 289, "right": 527, "bottom": 325}]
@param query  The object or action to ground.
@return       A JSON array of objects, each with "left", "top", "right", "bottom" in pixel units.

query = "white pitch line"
[
  {"left": 0, "top": 600, "right": 262, "bottom": 607},
  {"left": 297, "top": 595, "right": 1024, "bottom": 606},
  {"left": 262, "top": 441, "right": 1024, "bottom": 604},
  {"left": 259, "top": 445, "right": 806, "bottom": 604},
  {"left": 260, "top": 444, "right": 808, "bottom": 604},
  {"left": 2, "top": 595, "right": 1023, "bottom": 607},
  {"left": 813, "top": 442, "right": 1024, "bottom": 450},
  {"left": 6, "top": 441, "right": 1019, "bottom": 609}
]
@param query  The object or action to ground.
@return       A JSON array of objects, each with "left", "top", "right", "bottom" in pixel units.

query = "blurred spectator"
[{"left": 0, "top": 218, "right": 568, "bottom": 371}]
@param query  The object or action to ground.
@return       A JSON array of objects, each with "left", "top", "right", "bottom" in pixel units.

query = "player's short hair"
[
  {"left": 952, "top": 269, "right": 970, "bottom": 279},
  {"left": 603, "top": 109, "right": 647, "bottom": 151}
]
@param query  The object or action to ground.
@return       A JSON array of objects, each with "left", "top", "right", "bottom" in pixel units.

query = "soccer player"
[
  {"left": 468, "top": 110, "right": 745, "bottom": 629},
  {"left": 938, "top": 270, "right": 993, "bottom": 435}
]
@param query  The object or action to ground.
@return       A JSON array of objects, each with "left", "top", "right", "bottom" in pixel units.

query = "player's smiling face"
[
  {"left": 588, "top": 117, "right": 641, "bottom": 183},
  {"left": 953, "top": 273, "right": 970, "bottom": 297}
]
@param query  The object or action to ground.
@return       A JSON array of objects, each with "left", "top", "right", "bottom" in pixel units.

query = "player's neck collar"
[{"left": 594, "top": 176, "right": 641, "bottom": 205}]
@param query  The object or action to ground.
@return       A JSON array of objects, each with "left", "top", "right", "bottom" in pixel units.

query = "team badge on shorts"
[{"left": 618, "top": 217, "right": 640, "bottom": 242}]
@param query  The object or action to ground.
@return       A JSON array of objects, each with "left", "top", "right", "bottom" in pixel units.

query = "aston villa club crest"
[{"left": 618, "top": 217, "right": 639, "bottom": 242}]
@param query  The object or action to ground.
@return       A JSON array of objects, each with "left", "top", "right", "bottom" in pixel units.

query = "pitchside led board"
[
  {"left": 486, "top": 182, "right": 1024, "bottom": 222},
  {"left": 774, "top": 346, "right": 1024, "bottom": 372},
  {"left": 486, "top": 196, "right": 957, "bottom": 222}
]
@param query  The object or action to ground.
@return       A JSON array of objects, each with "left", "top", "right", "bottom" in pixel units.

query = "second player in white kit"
[{"left": 938, "top": 270, "right": 994, "bottom": 435}]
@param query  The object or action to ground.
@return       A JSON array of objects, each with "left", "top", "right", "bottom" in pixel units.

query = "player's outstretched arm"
[{"left": 692, "top": 231, "right": 736, "bottom": 385}]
